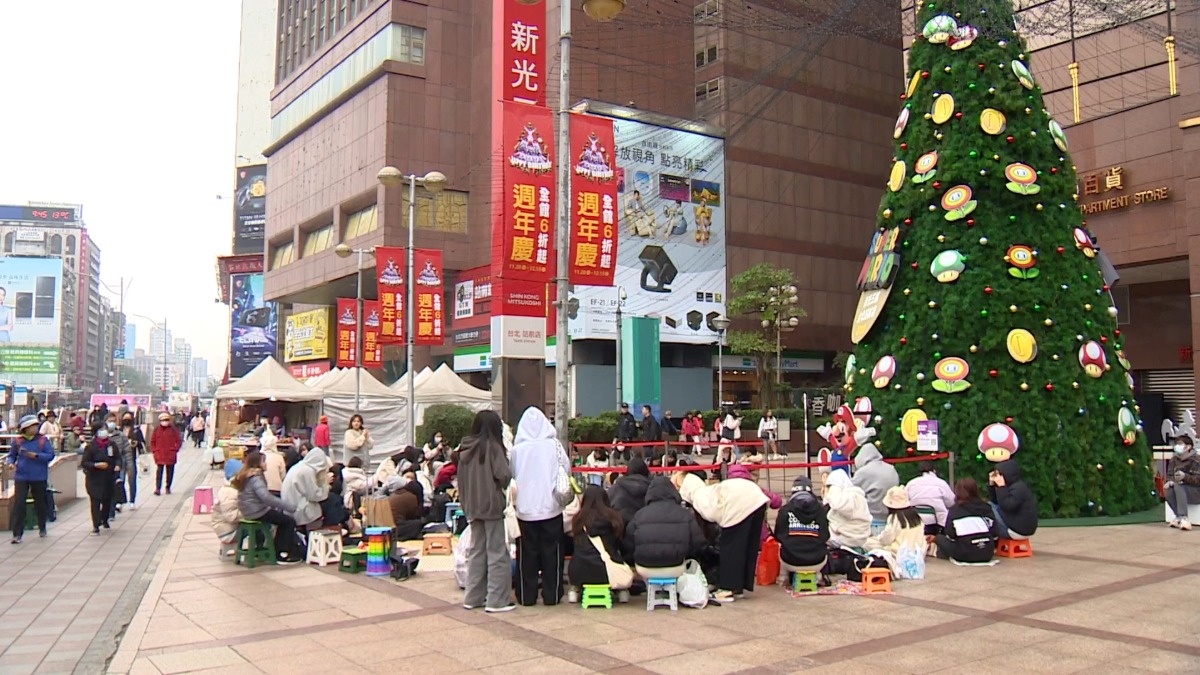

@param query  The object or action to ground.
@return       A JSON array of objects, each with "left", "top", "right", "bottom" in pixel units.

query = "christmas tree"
[{"left": 846, "top": 0, "right": 1157, "bottom": 517}]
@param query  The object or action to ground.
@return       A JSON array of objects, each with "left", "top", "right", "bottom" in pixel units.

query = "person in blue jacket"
[{"left": 8, "top": 415, "right": 55, "bottom": 544}]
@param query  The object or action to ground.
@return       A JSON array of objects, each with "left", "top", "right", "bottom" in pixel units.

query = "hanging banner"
[
  {"left": 362, "top": 300, "right": 383, "bottom": 368},
  {"left": 569, "top": 113, "right": 619, "bottom": 286},
  {"left": 502, "top": 0, "right": 546, "bottom": 106},
  {"left": 496, "top": 102, "right": 555, "bottom": 283},
  {"left": 335, "top": 298, "right": 358, "bottom": 368},
  {"left": 413, "top": 249, "right": 445, "bottom": 346},
  {"left": 375, "top": 246, "right": 406, "bottom": 344}
]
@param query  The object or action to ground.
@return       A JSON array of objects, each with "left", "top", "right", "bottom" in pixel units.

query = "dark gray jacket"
[
  {"left": 237, "top": 472, "right": 294, "bottom": 520},
  {"left": 456, "top": 435, "right": 512, "bottom": 522}
]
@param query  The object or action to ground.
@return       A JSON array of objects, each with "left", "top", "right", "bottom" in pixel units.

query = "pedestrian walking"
[
  {"left": 38, "top": 410, "right": 63, "bottom": 453},
  {"left": 189, "top": 413, "right": 206, "bottom": 448},
  {"left": 120, "top": 413, "right": 145, "bottom": 510},
  {"left": 82, "top": 424, "right": 121, "bottom": 535},
  {"left": 7, "top": 415, "right": 54, "bottom": 544},
  {"left": 151, "top": 412, "right": 182, "bottom": 495}
]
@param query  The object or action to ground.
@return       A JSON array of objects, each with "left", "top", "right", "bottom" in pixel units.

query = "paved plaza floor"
[{"left": 3, "top": 456, "right": 1199, "bottom": 674}]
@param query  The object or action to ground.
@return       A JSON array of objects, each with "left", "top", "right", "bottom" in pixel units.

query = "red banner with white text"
[
  {"left": 496, "top": 102, "right": 555, "bottom": 283},
  {"left": 569, "top": 113, "right": 618, "bottom": 286},
  {"left": 413, "top": 249, "right": 445, "bottom": 346},
  {"left": 375, "top": 246, "right": 405, "bottom": 344},
  {"left": 362, "top": 300, "right": 382, "bottom": 368},
  {"left": 335, "top": 298, "right": 357, "bottom": 368},
  {"left": 502, "top": 0, "right": 546, "bottom": 106}
]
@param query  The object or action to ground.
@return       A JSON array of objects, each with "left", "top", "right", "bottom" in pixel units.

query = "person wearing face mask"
[
  {"left": 7, "top": 415, "right": 54, "bottom": 544},
  {"left": 423, "top": 432, "right": 448, "bottom": 474},
  {"left": 82, "top": 423, "right": 123, "bottom": 535},
  {"left": 120, "top": 413, "right": 146, "bottom": 508},
  {"left": 1166, "top": 435, "right": 1200, "bottom": 530},
  {"left": 38, "top": 410, "right": 63, "bottom": 453},
  {"left": 151, "top": 412, "right": 183, "bottom": 496},
  {"left": 104, "top": 415, "right": 132, "bottom": 518}
]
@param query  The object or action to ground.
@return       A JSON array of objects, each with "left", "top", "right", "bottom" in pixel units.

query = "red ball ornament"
[
  {"left": 1005, "top": 416, "right": 1014, "bottom": 423},
  {"left": 966, "top": 218, "right": 975, "bottom": 226},
  {"left": 904, "top": 218, "right": 912, "bottom": 225},
  {"left": 1006, "top": 135, "right": 1015, "bottom": 143},
  {"left": 1056, "top": 246, "right": 1065, "bottom": 254},
  {"left": 932, "top": 181, "right": 941, "bottom": 189},
  {"left": 1123, "top": 439, "right": 1132, "bottom": 446},
  {"left": 921, "top": 71, "right": 930, "bottom": 79},
  {"left": 1100, "top": 336, "right": 1108, "bottom": 343},
  {"left": 900, "top": 143, "right": 908, "bottom": 150},
  {"left": 1115, "top": 329, "right": 1121, "bottom": 337},
  {"left": 900, "top": 337, "right": 908, "bottom": 345},
  {"left": 978, "top": 63, "right": 986, "bottom": 70},
  {"left": 900, "top": 94, "right": 908, "bottom": 101},
  {"left": 989, "top": 369, "right": 998, "bottom": 377},
  {"left": 1045, "top": 383, "right": 1054, "bottom": 391},
  {"left": 911, "top": 262, "right": 919, "bottom": 269},
  {"left": 984, "top": 286, "right": 993, "bottom": 294},
  {"left": 907, "top": 447, "right": 916, "bottom": 454},
  {"left": 1103, "top": 285, "right": 1110, "bottom": 292},
  {"left": 1050, "top": 167, "right": 1058, "bottom": 174},
  {"left": 955, "top": 112, "right": 963, "bottom": 119}
]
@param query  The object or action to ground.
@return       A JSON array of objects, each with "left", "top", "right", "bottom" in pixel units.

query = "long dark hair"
[
  {"left": 888, "top": 505, "right": 923, "bottom": 529},
  {"left": 572, "top": 485, "right": 624, "bottom": 540},
  {"left": 954, "top": 477, "right": 984, "bottom": 505},
  {"left": 232, "top": 450, "right": 265, "bottom": 490},
  {"left": 461, "top": 410, "right": 505, "bottom": 465}
]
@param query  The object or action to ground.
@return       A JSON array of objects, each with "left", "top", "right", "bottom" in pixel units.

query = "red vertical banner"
[
  {"left": 413, "top": 249, "right": 445, "bottom": 346},
  {"left": 497, "top": 102, "right": 555, "bottom": 283},
  {"left": 362, "top": 300, "right": 383, "bottom": 368},
  {"left": 502, "top": 0, "right": 546, "bottom": 106},
  {"left": 375, "top": 246, "right": 405, "bottom": 344},
  {"left": 568, "top": 113, "right": 618, "bottom": 286},
  {"left": 335, "top": 298, "right": 358, "bottom": 368}
]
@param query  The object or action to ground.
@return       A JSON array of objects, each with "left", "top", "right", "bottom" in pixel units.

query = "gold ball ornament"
[
  {"left": 928, "top": 301, "right": 938, "bottom": 308},
  {"left": 1084, "top": 303, "right": 1092, "bottom": 311},
  {"left": 1009, "top": 304, "right": 1018, "bottom": 313},
  {"left": 1020, "top": 383, "right": 1030, "bottom": 391},
  {"left": 883, "top": 209, "right": 893, "bottom": 219},
  {"left": 937, "top": 234, "right": 946, "bottom": 242},
  {"left": 1128, "top": 459, "right": 1135, "bottom": 466},
  {"left": 969, "top": 345, "right": 978, "bottom": 353},
  {"left": 917, "top": 397, "right": 925, "bottom": 406},
  {"left": 1044, "top": 318, "right": 1054, "bottom": 326},
  {"left": 903, "top": 288, "right": 912, "bottom": 295},
  {"left": 1096, "top": 464, "right": 1103, "bottom": 470}
]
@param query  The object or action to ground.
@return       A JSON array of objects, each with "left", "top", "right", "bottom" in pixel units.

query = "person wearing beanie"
[
  {"left": 876, "top": 486, "right": 927, "bottom": 560},
  {"left": 773, "top": 476, "right": 830, "bottom": 578},
  {"left": 312, "top": 415, "right": 331, "bottom": 451},
  {"left": 609, "top": 456, "right": 652, "bottom": 525},
  {"left": 7, "top": 415, "right": 54, "bottom": 543},
  {"left": 823, "top": 470, "right": 872, "bottom": 550}
]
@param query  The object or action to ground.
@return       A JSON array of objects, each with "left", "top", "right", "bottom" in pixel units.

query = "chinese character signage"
[
  {"left": 335, "top": 298, "right": 358, "bottom": 368},
  {"left": 413, "top": 249, "right": 445, "bottom": 346},
  {"left": 497, "top": 102, "right": 556, "bottom": 283},
  {"left": 362, "top": 300, "right": 382, "bottom": 368},
  {"left": 569, "top": 113, "right": 619, "bottom": 286},
  {"left": 503, "top": 0, "right": 545, "bottom": 106},
  {"left": 1077, "top": 165, "right": 1171, "bottom": 215},
  {"left": 232, "top": 164, "right": 267, "bottom": 255},
  {"left": 375, "top": 246, "right": 405, "bottom": 344}
]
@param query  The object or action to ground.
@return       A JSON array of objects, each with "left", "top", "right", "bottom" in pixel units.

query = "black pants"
[
  {"left": 257, "top": 508, "right": 300, "bottom": 561},
  {"left": 516, "top": 516, "right": 564, "bottom": 606},
  {"left": 90, "top": 484, "right": 115, "bottom": 531},
  {"left": 11, "top": 480, "right": 48, "bottom": 538},
  {"left": 155, "top": 465, "right": 175, "bottom": 492},
  {"left": 718, "top": 505, "right": 766, "bottom": 594}
]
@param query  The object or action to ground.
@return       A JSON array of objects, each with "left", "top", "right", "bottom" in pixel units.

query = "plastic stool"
[
  {"left": 860, "top": 568, "right": 892, "bottom": 594},
  {"left": 422, "top": 532, "right": 453, "bottom": 556},
  {"left": 646, "top": 578, "right": 678, "bottom": 612},
  {"left": 443, "top": 502, "right": 461, "bottom": 528},
  {"left": 234, "top": 520, "right": 276, "bottom": 568},
  {"left": 792, "top": 571, "right": 819, "bottom": 594},
  {"left": 339, "top": 549, "right": 368, "bottom": 574},
  {"left": 193, "top": 486, "right": 214, "bottom": 515},
  {"left": 581, "top": 584, "right": 612, "bottom": 609},
  {"left": 997, "top": 538, "right": 1033, "bottom": 558},
  {"left": 307, "top": 528, "right": 344, "bottom": 566}
]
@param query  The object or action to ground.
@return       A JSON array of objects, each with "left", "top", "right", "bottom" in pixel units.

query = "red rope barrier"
[{"left": 569, "top": 452, "right": 950, "bottom": 474}]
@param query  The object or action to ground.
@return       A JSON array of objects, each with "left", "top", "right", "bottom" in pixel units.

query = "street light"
[
  {"left": 375, "top": 166, "right": 446, "bottom": 448},
  {"left": 762, "top": 285, "right": 801, "bottom": 407},
  {"left": 712, "top": 314, "right": 730, "bottom": 408},
  {"left": 554, "top": 0, "right": 627, "bottom": 442},
  {"left": 334, "top": 242, "right": 375, "bottom": 440},
  {"left": 614, "top": 286, "right": 627, "bottom": 408}
]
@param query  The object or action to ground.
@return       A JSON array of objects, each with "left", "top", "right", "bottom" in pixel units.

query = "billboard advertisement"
[
  {"left": 0, "top": 256, "right": 63, "bottom": 374},
  {"left": 232, "top": 164, "right": 267, "bottom": 255},
  {"left": 362, "top": 299, "right": 382, "bottom": 368},
  {"left": 568, "top": 119, "right": 726, "bottom": 345},
  {"left": 501, "top": 0, "right": 546, "bottom": 107},
  {"left": 284, "top": 308, "right": 330, "bottom": 362},
  {"left": 229, "top": 273, "right": 277, "bottom": 379}
]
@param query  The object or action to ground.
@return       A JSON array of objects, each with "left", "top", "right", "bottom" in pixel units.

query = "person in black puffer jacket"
[
  {"left": 988, "top": 459, "right": 1038, "bottom": 539},
  {"left": 773, "top": 476, "right": 830, "bottom": 575},
  {"left": 609, "top": 456, "right": 652, "bottom": 524},
  {"left": 626, "top": 477, "right": 705, "bottom": 579}
]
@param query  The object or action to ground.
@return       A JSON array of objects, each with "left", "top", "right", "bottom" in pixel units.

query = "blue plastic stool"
[{"left": 646, "top": 578, "right": 678, "bottom": 612}]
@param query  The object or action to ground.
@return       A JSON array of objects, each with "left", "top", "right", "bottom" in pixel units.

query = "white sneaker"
[
  {"left": 129, "top": 503, "right": 138, "bottom": 511},
  {"left": 712, "top": 590, "right": 734, "bottom": 603},
  {"left": 1180, "top": 519, "right": 1192, "bottom": 531},
  {"left": 1169, "top": 518, "right": 1181, "bottom": 528},
  {"left": 485, "top": 604, "right": 516, "bottom": 613},
  {"left": 566, "top": 589, "right": 579, "bottom": 603}
]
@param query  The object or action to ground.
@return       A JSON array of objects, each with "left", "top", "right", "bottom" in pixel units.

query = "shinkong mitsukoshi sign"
[
  {"left": 497, "top": 102, "right": 555, "bottom": 283},
  {"left": 502, "top": 0, "right": 546, "bottom": 106},
  {"left": 569, "top": 113, "right": 619, "bottom": 286}
]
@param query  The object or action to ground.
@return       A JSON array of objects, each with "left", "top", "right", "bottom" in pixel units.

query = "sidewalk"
[
  {"left": 0, "top": 446, "right": 211, "bottom": 675},
  {"left": 110, "top": 483, "right": 1200, "bottom": 675}
]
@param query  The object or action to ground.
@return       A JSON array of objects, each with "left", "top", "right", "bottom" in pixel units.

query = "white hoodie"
[
  {"left": 509, "top": 407, "right": 570, "bottom": 522},
  {"left": 823, "top": 469, "right": 872, "bottom": 549}
]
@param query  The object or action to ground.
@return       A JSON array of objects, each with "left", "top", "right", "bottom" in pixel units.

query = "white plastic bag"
[
  {"left": 205, "top": 446, "right": 226, "bottom": 466},
  {"left": 894, "top": 542, "right": 926, "bottom": 580},
  {"left": 454, "top": 524, "right": 473, "bottom": 589},
  {"left": 677, "top": 559, "right": 708, "bottom": 608}
]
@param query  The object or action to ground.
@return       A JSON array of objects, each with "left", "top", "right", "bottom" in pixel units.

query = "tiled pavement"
[
  {"left": 0, "top": 446, "right": 210, "bottom": 675},
  {"left": 104, "top": 472, "right": 1200, "bottom": 675}
]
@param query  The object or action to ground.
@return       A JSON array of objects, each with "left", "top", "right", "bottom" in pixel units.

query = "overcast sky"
[{"left": 0, "top": 1, "right": 241, "bottom": 378}]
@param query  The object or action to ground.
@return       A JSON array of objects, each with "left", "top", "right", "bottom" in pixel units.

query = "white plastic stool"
[
  {"left": 307, "top": 529, "right": 344, "bottom": 566},
  {"left": 646, "top": 578, "right": 678, "bottom": 612}
]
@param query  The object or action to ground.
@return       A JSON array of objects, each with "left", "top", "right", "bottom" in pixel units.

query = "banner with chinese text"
[
  {"left": 413, "top": 249, "right": 445, "bottom": 346},
  {"left": 502, "top": 0, "right": 546, "bottom": 106},
  {"left": 497, "top": 102, "right": 555, "bottom": 283},
  {"left": 375, "top": 246, "right": 405, "bottom": 344},
  {"left": 362, "top": 300, "right": 383, "bottom": 368},
  {"left": 335, "top": 299, "right": 358, "bottom": 368},
  {"left": 569, "top": 113, "right": 619, "bottom": 286}
]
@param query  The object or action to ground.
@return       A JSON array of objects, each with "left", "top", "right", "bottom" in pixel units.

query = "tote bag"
[{"left": 587, "top": 535, "right": 634, "bottom": 589}]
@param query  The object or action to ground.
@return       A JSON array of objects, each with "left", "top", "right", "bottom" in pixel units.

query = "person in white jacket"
[
  {"left": 674, "top": 469, "right": 769, "bottom": 603},
  {"left": 282, "top": 447, "right": 332, "bottom": 529},
  {"left": 905, "top": 460, "right": 955, "bottom": 534},
  {"left": 823, "top": 469, "right": 872, "bottom": 550},
  {"left": 260, "top": 431, "right": 287, "bottom": 496},
  {"left": 758, "top": 410, "right": 780, "bottom": 459},
  {"left": 509, "top": 407, "right": 570, "bottom": 606},
  {"left": 341, "top": 456, "right": 369, "bottom": 512}
]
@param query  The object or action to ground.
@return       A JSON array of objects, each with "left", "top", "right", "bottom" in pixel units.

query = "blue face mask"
[{"left": 106, "top": 422, "right": 117, "bottom": 430}]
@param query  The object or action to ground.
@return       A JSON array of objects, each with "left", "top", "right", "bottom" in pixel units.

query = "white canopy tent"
[
  {"left": 213, "top": 357, "right": 324, "bottom": 402},
  {"left": 308, "top": 367, "right": 408, "bottom": 466},
  {"left": 388, "top": 363, "right": 494, "bottom": 427}
]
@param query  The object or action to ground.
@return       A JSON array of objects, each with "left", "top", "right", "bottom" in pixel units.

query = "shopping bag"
[
  {"left": 454, "top": 524, "right": 472, "bottom": 589},
  {"left": 756, "top": 536, "right": 781, "bottom": 586},
  {"left": 894, "top": 542, "right": 927, "bottom": 580},
  {"left": 364, "top": 496, "right": 396, "bottom": 529},
  {"left": 677, "top": 559, "right": 708, "bottom": 608}
]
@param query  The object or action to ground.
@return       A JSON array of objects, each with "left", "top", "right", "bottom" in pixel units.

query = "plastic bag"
[
  {"left": 756, "top": 536, "right": 781, "bottom": 586},
  {"left": 894, "top": 542, "right": 926, "bottom": 580},
  {"left": 454, "top": 524, "right": 472, "bottom": 589},
  {"left": 678, "top": 559, "right": 709, "bottom": 608}
]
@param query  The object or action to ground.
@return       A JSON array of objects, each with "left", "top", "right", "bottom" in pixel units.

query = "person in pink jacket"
[{"left": 905, "top": 460, "right": 955, "bottom": 534}]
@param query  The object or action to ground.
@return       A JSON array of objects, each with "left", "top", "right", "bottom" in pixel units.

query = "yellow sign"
[
  {"left": 1078, "top": 165, "right": 1171, "bottom": 215},
  {"left": 285, "top": 308, "right": 330, "bottom": 362}
]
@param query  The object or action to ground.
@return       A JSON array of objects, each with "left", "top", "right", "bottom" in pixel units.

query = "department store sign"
[{"left": 1078, "top": 166, "right": 1170, "bottom": 215}]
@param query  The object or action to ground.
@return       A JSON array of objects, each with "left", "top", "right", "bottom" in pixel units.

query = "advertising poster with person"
[
  {"left": 0, "top": 255, "right": 63, "bottom": 375},
  {"left": 229, "top": 273, "right": 277, "bottom": 378},
  {"left": 568, "top": 117, "right": 727, "bottom": 345}
]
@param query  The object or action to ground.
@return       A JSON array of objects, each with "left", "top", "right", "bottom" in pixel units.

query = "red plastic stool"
[{"left": 996, "top": 538, "right": 1033, "bottom": 558}]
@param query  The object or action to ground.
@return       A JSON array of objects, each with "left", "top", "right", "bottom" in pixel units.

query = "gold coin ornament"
[
  {"left": 894, "top": 107, "right": 910, "bottom": 139},
  {"left": 1049, "top": 120, "right": 1069, "bottom": 152},
  {"left": 941, "top": 184, "right": 977, "bottom": 221},
  {"left": 1004, "top": 163, "right": 1041, "bottom": 195},
  {"left": 922, "top": 15, "right": 958, "bottom": 44},
  {"left": 901, "top": 408, "right": 928, "bottom": 443},
  {"left": 931, "top": 94, "right": 955, "bottom": 124},
  {"left": 949, "top": 24, "right": 978, "bottom": 50},
  {"left": 906, "top": 71, "right": 922, "bottom": 100},
  {"left": 888, "top": 160, "right": 907, "bottom": 192},
  {"left": 1012, "top": 60, "right": 1035, "bottom": 89},
  {"left": 980, "top": 108, "right": 1007, "bottom": 135},
  {"left": 1006, "top": 329, "right": 1038, "bottom": 363},
  {"left": 911, "top": 151, "right": 938, "bottom": 183}
]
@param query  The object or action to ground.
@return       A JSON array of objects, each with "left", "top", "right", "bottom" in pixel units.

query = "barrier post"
[
  {"left": 948, "top": 451, "right": 956, "bottom": 486},
  {"left": 802, "top": 393, "right": 811, "bottom": 481}
]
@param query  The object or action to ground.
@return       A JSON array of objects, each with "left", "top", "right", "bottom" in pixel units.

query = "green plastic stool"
[
  {"left": 792, "top": 571, "right": 819, "bottom": 594},
  {"left": 339, "top": 549, "right": 368, "bottom": 574},
  {"left": 581, "top": 584, "right": 612, "bottom": 609},
  {"left": 234, "top": 520, "right": 276, "bottom": 568}
]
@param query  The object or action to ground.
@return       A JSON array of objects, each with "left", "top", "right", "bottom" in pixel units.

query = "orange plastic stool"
[
  {"left": 996, "top": 538, "right": 1033, "bottom": 558},
  {"left": 860, "top": 568, "right": 892, "bottom": 594}
]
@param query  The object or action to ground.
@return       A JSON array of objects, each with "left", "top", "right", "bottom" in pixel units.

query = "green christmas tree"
[{"left": 847, "top": 0, "right": 1156, "bottom": 517}]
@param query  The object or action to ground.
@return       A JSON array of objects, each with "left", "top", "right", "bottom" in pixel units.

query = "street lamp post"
[
  {"left": 712, "top": 314, "right": 730, "bottom": 408},
  {"left": 554, "top": 0, "right": 627, "bottom": 442},
  {"left": 614, "top": 286, "right": 626, "bottom": 408},
  {"left": 334, "top": 243, "right": 373, "bottom": 433},
  {"left": 761, "top": 285, "right": 800, "bottom": 407},
  {"left": 374, "top": 166, "right": 446, "bottom": 448}
]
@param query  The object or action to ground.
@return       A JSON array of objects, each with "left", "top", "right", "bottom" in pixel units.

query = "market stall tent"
[
  {"left": 310, "top": 367, "right": 408, "bottom": 466},
  {"left": 213, "top": 357, "right": 324, "bottom": 402},
  {"left": 389, "top": 363, "right": 493, "bottom": 426}
]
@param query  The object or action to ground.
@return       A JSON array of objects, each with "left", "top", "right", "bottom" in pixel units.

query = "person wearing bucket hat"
[
  {"left": 150, "top": 412, "right": 183, "bottom": 495},
  {"left": 877, "top": 486, "right": 927, "bottom": 560},
  {"left": 38, "top": 410, "right": 62, "bottom": 453},
  {"left": 7, "top": 415, "right": 54, "bottom": 543},
  {"left": 773, "top": 476, "right": 829, "bottom": 577}
]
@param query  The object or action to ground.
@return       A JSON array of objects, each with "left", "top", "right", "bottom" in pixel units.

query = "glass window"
[
  {"left": 50, "top": 234, "right": 62, "bottom": 255},
  {"left": 301, "top": 223, "right": 335, "bottom": 256},
  {"left": 697, "top": 77, "right": 721, "bottom": 101},
  {"left": 66, "top": 234, "right": 76, "bottom": 254},
  {"left": 271, "top": 241, "right": 296, "bottom": 270},
  {"left": 344, "top": 205, "right": 379, "bottom": 240},
  {"left": 3, "top": 232, "right": 12, "bottom": 254}
]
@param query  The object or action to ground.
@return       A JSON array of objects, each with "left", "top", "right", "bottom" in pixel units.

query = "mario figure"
[{"left": 817, "top": 398, "right": 877, "bottom": 475}]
